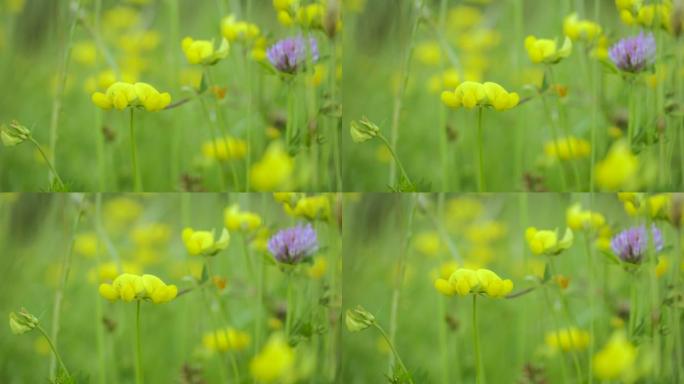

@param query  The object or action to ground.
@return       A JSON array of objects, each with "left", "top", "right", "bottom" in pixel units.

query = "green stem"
[
  {"left": 129, "top": 109, "right": 142, "bottom": 192},
  {"left": 29, "top": 137, "right": 66, "bottom": 190},
  {"left": 205, "top": 67, "right": 240, "bottom": 190},
  {"left": 540, "top": 78, "right": 568, "bottom": 190},
  {"left": 286, "top": 272, "right": 295, "bottom": 337},
  {"left": 329, "top": 37, "right": 342, "bottom": 191},
  {"left": 95, "top": 108, "right": 105, "bottom": 190},
  {"left": 378, "top": 133, "right": 413, "bottom": 188},
  {"left": 476, "top": 107, "right": 485, "bottom": 192},
  {"left": 388, "top": 0, "right": 422, "bottom": 185},
  {"left": 548, "top": 67, "right": 581, "bottom": 189},
  {"left": 387, "top": 195, "right": 416, "bottom": 374},
  {"left": 673, "top": 227, "right": 683, "bottom": 382},
  {"left": 198, "top": 88, "right": 227, "bottom": 190},
  {"left": 135, "top": 300, "right": 143, "bottom": 384},
  {"left": 37, "top": 326, "right": 71, "bottom": 380},
  {"left": 583, "top": 233, "right": 595, "bottom": 384},
  {"left": 472, "top": 295, "right": 483, "bottom": 384},
  {"left": 628, "top": 78, "right": 636, "bottom": 150},
  {"left": 438, "top": 297, "right": 449, "bottom": 384},
  {"left": 375, "top": 324, "right": 414, "bottom": 384},
  {"left": 542, "top": 282, "right": 569, "bottom": 383}
]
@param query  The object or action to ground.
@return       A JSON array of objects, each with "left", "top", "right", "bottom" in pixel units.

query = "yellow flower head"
[
  {"left": 441, "top": 81, "right": 518, "bottom": 110},
  {"left": 563, "top": 13, "right": 603, "bottom": 42},
  {"left": 130, "top": 223, "right": 171, "bottom": 247},
  {"left": 592, "top": 331, "right": 637, "bottom": 381},
  {"left": 595, "top": 141, "right": 639, "bottom": 191},
  {"left": 181, "top": 37, "right": 229, "bottom": 65},
  {"left": 546, "top": 327, "right": 591, "bottom": 352},
  {"left": 544, "top": 136, "right": 591, "bottom": 161},
  {"left": 99, "top": 273, "right": 177, "bottom": 304},
  {"left": 283, "top": 194, "right": 331, "bottom": 221},
  {"left": 182, "top": 227, "right": 230, "bottom": 257},
  {"left": 74, "top": 232, "right": 101, "bottom": 259},
  {"left": 202, "top": 327, "right": 251, "bottom": 352},
  {"left": 415, "top": 41, "right": 443, "bottom": 66},
  {"left": 307, "top": 256, "right": 328, "bottom": 279},
  {"left": 434, "top": 267, "right": 513, "bottom": 298},
  {"left": 221, "top": 15, "right": 260, "bottom": 43},
  {"left": 566, "top": 203, "right": 606, "bottom": 231},
  {"left": 92, "top": 81, "right": 171, "bottom": 112},
  {"left": 202, "top": 136, "right": 248, "bottom": 162},
  {"left": 224, "top": 204, "right": 262, "bottom": 232},
  {"left": 250, "top": 333, "right": 295, "bottom": 382},
  {"left": 413, "top": 231, "right": 443, "bottom": 257},
  {"left": 524, "top": 35, "right": 572, "bottom": 64},
  {"left": 427, "top": 69, "right": 461, "bottom": 93},
  {"left": 525, "top": 227, "right": 574, "bottom": 256},
  {"left": 249, "top": 143, "right": 294, "bottom": 191}
]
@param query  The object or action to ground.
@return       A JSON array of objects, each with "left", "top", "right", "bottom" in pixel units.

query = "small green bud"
[
  {"left": 1, "top": 120, "right": 31, "bottom": 147},
  {"left": 9, "top": 308, "right": 39, "bottom": 335},
  {"left": 350, "top": 117, "right": 379, "bottom": 143},
  {"left": 345, "top": 305, "right": 376, "bottom": 332}
]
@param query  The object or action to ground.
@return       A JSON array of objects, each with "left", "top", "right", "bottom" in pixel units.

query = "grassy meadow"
[
  {"left": 0, "top": 0, "right": 341, "bottom": 192},
  {"left": 0, "top": 193, "right": 342, "bottom": 383}
]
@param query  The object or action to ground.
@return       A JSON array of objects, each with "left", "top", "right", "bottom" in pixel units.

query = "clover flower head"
[
  {"left": 267, "top": 36, "right": 319, "bottom": 73},
  {"left": 611, "top": 224, "right": 663, "bottom": 264},
  {"left": 267, "top": 223, "right": 318, "bottom": 264},
  {"left": 609, "top": 32, "right": 656, "bottom": 73}
]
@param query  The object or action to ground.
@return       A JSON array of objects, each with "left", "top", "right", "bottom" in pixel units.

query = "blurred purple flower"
[
  {"left": 267, "top": 36, "right": 319, "bottom": 73},
  {"left": 268, "top": 224, "right": 318, "bottom": 264},
  {"left": 611, "top": 225, "right": 663, "bottom": 264},
  {"left": 608, "top": 32, "right": 656, "bottom": 73}
]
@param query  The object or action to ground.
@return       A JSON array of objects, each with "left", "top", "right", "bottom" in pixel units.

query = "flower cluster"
[
  {"left": 267, "top": 224, "right": 318, "bottom": 264},
  {"left": 273, "top": 0, "right": 325, "bottom": 29},
  {"left": 525, "top": 227, "right": 574, "bottom": 256},
  {"left": 182, "top": 228, "right": 230, "bottom": 257},
  {"left": 441, "top": 81, "right": 519, "bottom": 111},
  {"left": 566, "top": 203, "right": 606, "bottom": 231},
  {"left": 201, "top": 136, "right": 247, "bottom": 162},
  {"left": 249, "top": 143, "right": 294, "bottom": 191},
  {"left": 592, "top": 331, "right": 638, "bottom": 381},
  {"left": 524, "top": 35, "right": 573, "bottom": 64},
  {"left": 595, "top": 141, "right": 639, "bottom": 191},
  {"left": 250, "top": 333, "right": 295, "bottom": 382},
  {"left": 181, "top": 37, "right": 229, "bottom": 65},
  {"left": 563, "top": 13, "right": 602, "bottom": 43},
  {"left": 611, "top": 225, "right": 664, "bottom": 264},
  {"left": 267, "top": 36, "right": 319, "bottom": 74},
  {"left": 434, "top": 268, "right": 513, "bottom": 298},
  {"left": 202, "top": 327, "right": 251, "bottom": 352},
  {"left": 99, "top": 273, "right": 177, "bottom": 304},
  {"left": 220, "top": 15, "right": 260, "bottom": 43},
  {"left": 276, "top": 193, "right": 331, "bottom": 221},
  {"left": 544, "top": 136, "right": 591, "bottom": 161},
  {"left": 608, "top": 32, "right": 656, "bottom": 73},
  {"left": 616, "top": 0, "right": 674, "bottom": 33},
  {"left": 224, "top": 205, "right": 262, "bottom": 232},
  {"left": 91, "top": 82, "right": 171, "bottom": 111},
  {"left": 545, "top": 327, "right": 591, "bottom": 352}
]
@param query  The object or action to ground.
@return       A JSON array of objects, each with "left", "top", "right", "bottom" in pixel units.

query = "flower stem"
[
  {"left": 476, "top": 107, "right": 486, "bottom": 192},
  {"left": 286, "top": 272, "right": 295, "bottom": 338},
  {"left": 377, "top": 133, "right": 413, "bottom": 188},
  {"left": 29, "top": 137, "right": 66, "bottom": 190},
  {"left": 375, "top": 324, "right": 414, "bottom": 384},
  {"left": 37, "top": 326, "right": 71, "bottom": 380},
  {"left": 472, "top": 295, "right": 483, "bottom": 384},
  {"left": 129, "top": 109, "right": 142, "bottom": 192},
  {"left": 135, "top": 300, "right": 143, "bottom": 384}
]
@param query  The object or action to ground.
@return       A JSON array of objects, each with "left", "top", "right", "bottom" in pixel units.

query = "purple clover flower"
[
  {"left": 266, "top": 36, "right": 319, "bottom": 74},
  {"left": 268, "top": 224, "right": 318, "bottom": 264},
  {"left": 611, "top": 225, "right": 664, "bottom": 264},
  {"left": 608, "top": 32, "right": 656, "bottom": 73}
]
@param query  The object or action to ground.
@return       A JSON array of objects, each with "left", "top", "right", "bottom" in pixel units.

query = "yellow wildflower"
[
  {"left": 307, "top": 256, "right": 328, "bottom": 279},
  {"left": 441, "top": 81, "right": 519, "bottom": 110},
  {"left": 566, "top": 203, "right": 605, "bottom": 231},
  {"left": 250, "top": 334, "right": 295, "bottom": 382},
  {"left": 181, "top": 227, "right": 230, "bottom": 256},
  {"left": 224, "top": 204, "right": 262, "bottom": 232},
  {"left": 413, "top": 231, "right": 443, "bottom": 257},
  {"left": 524, "top": 35, "right": 572, "bottom": 64},
  {"left": 220, "top": 15, "right": 260, "bottom": 42},
  {"left": 249, "top": 143, "right": 294, "bottom": 191},
  {"left": 655, "top": 256, "right": 669, "bottom": 278},
  {"left": 546, "top": 327, "right": 591, "bottom": 352},
  {"left": 74, "top": 232, "right": 101, "bottom": 258},
  {"left": 595, "top": 141, "right": 638, "bottom": 191},
  {"left": 415, "top": 41, "right": 443, "bottom": 66},
  {"left": 99, "top": 273, "right": 177, "bottom": 304},
  {"left": 181, "top": 37, "right": 229, "bottom": 65},
  {"left": 72, "top": 41, "right": 98, "bottom": 66},
  {"left": 202, "top": 136, "right": 247, "bottom": 162},
  {"left": 434, "top": 268, "right": 513, "bottom": 298},
  {"left": 563, "top": 13, "right": 602, "bottom": 42},
  {"left": 525, "top": 227, "right": 573, "bottom": 256},
  {"left": 202, "top": 327, "right": 251, "bottom": 352},
  {"left": 544, "top": 136, "right": 591, "bottom": 161},
  {"left": 91, "top": 82, "right": 171, "bottom": 112},
  {"left": 284, "top": 195, "right": 331, "bottom": 221},
  {"left": 592, "top": 331, "right": 637, "bottom": 381}
]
